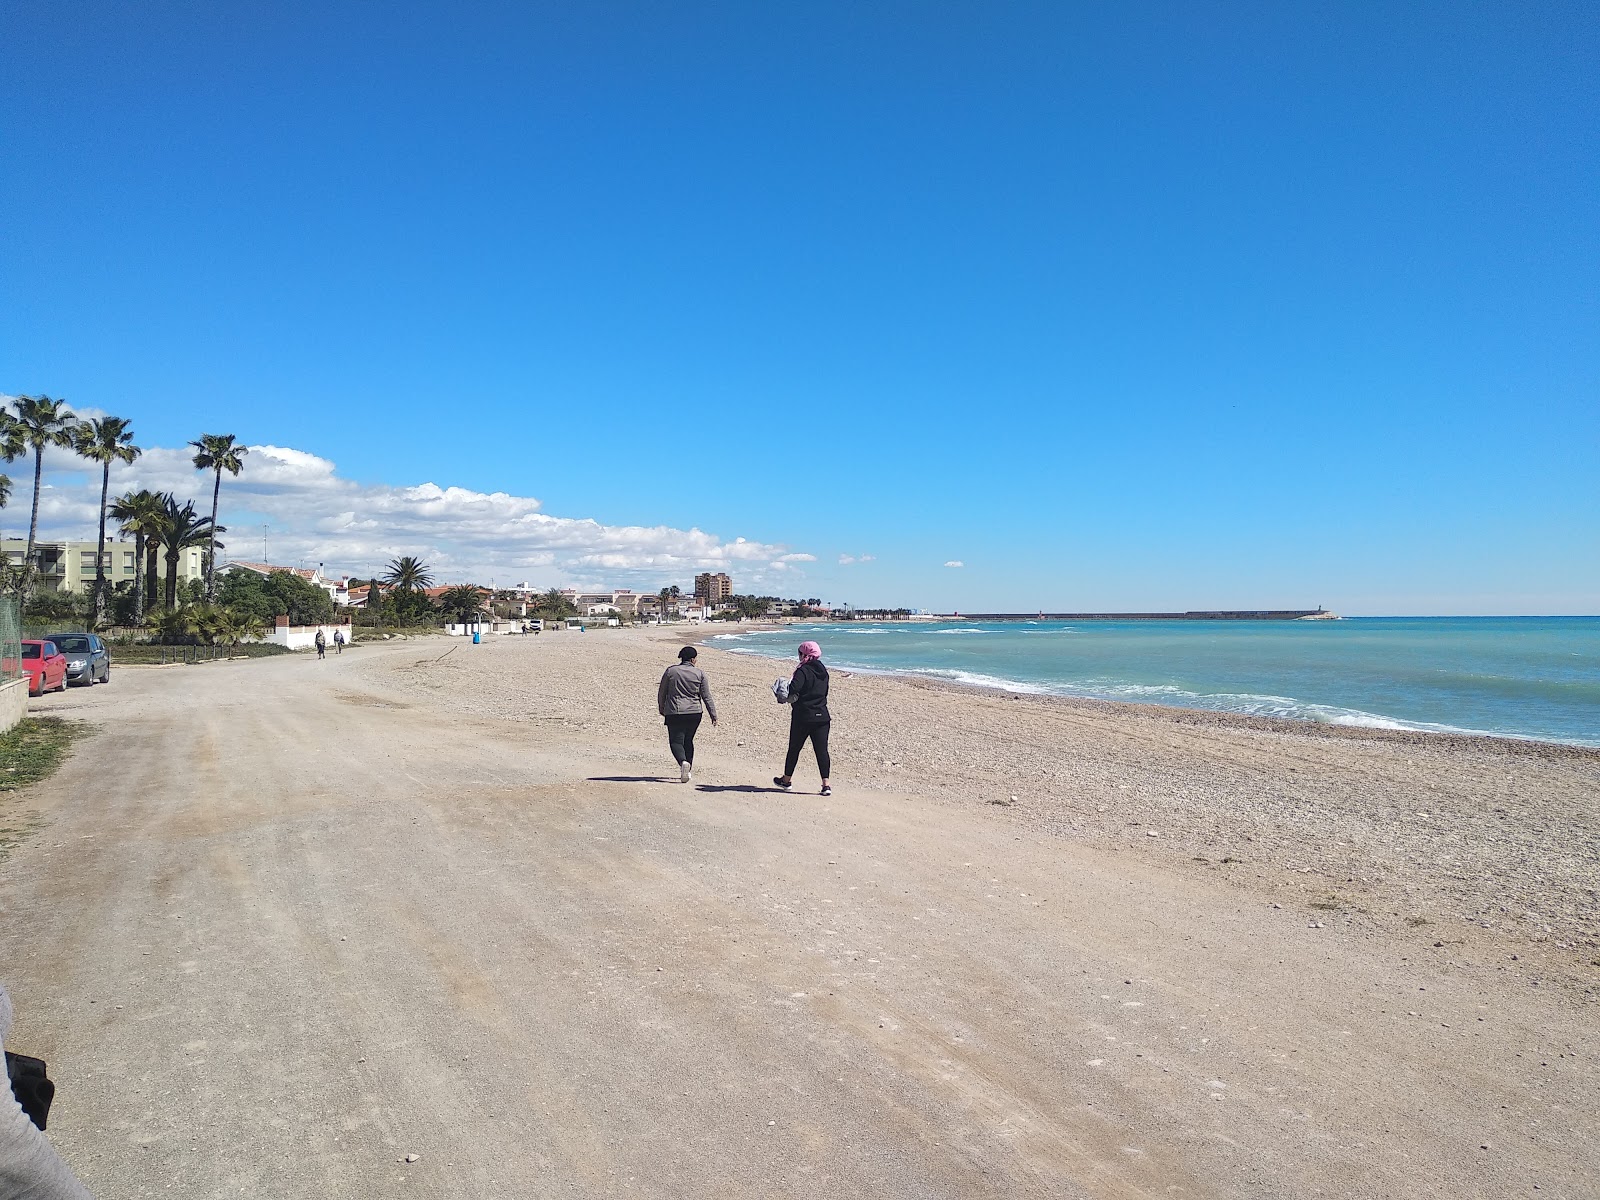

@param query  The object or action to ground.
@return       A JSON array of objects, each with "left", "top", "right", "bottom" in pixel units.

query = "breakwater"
[{"left": 955, "top": 609, "right": 1331, "bottom": 621}]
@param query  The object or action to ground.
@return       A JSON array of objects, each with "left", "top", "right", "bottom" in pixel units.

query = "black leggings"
[
  {"left": 784, "top": 718, "right": 831, "bottom": 780},
  {"left": 665, "top": 713, "right": 702, "bottom": 765}
]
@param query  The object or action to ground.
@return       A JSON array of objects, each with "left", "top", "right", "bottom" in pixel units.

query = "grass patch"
[
  {"left": 0, "top": 717, "right": 86, "bottom": 794},
  {"left": 0, "top": 717, "right": 88, "bottom": 861}
]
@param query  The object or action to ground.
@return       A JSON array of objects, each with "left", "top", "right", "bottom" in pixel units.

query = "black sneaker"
[
  {"left": 820, "top": 785, "right": 832, "bottom": 797},
  {"left": 773, "top": 777, "right": 791, "bottom": 789}
]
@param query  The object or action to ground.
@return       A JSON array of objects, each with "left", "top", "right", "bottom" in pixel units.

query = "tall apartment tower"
[{"left": 694, "top": 572, "right": 733, "bottom": 604}]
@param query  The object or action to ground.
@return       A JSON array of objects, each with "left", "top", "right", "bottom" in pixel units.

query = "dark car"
[{"left": 44, "top": 632, "right": 111, "bottom": 686}]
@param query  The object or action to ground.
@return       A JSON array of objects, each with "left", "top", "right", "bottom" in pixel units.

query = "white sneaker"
[{"left": 680, "top": 762, "right": 692, "bottom": 783}]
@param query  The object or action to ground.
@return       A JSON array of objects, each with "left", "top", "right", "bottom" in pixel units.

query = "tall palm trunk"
[
  {"left": 146, "top": 542, "right": 161, "bottom": 613},
  {"left": 25, "top": 444, "right": 43, "bottom": 583},
  {"left": 131, "top": 531, "right": 145, "bottom": 623},
  {"left": 92, "top": 460, "right": 111, "bottom": 628},
  {"left": 165, "top": 543, "right": 180, "bottom": 611},
  {"left": 206, "top": 467, "right": 221, "bottom": 599}
]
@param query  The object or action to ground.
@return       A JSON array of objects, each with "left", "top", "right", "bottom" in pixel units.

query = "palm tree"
[
  {"left": 190, "top": 434, "right": 247, "bottom": 599},
  {"left": 146, "top": 604, "right": 201, "bottom": 646},
  {"left": 382, "top": 556, "right": 434, "bottom": 592},
  {"left": 144, "top": 515, "right": 165, "bottom": 616},
  {"left": 438, "top": 584, "right": 486, "bottom": 623},
  {"left": 0, "top": 396, "right": 78, "bottom": 588},
  {"left": 157, "top": 495, "right": 219, "bottom": 611},
  {"left": 211, "top": 606, "right": 264, "bottom": 653},
  {"left": 0, "top": 473, "right": 13, "bottom": 591},
  {"left": 75, "top": 417, "right": 142, "bottom": 628},
  {"left": 109, "top": 489, "right": 164, "bottom": 624}
]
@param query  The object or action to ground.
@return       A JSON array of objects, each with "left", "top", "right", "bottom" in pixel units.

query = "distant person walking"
[
  {"left": 314, "top": 629, "right": 327, "bottom": 660},
  {"left": 657, "top": 646, "right": 717, "bottom": 783},
  {"left": 333, "top": 628, "right": 345, "bottom": 655},
  {"left": 774, "top": 640, "right": 831, "bottom": 796}
]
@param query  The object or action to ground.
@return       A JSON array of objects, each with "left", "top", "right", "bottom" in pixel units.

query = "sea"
[{"left": 711, "top": 617, "right": 1600, "bottom": 748}]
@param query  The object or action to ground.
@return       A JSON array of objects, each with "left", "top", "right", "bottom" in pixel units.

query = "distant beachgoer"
[
  {"left": 1, "top": 983, "right": 94, "bottom": 1198},
  {"left": 657, "top": 646, "right": 717, "bottom": 784},
  {"left": 774, "top": 640, "right": 831, "bottom": 796},
  {"left": 314, "top": 629, "right": 327, "bottom": 659},
  {"left": 333, "top": 628, "right": 345, "bottom": 654}
]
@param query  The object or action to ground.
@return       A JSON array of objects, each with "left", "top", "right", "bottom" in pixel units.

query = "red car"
[{"left": 19, "top": 639, "right": 68, "bottom": 696}]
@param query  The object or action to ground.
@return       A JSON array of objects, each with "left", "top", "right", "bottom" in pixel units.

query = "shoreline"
[
  {"left": 388, "top": 627, "right": 1600, "bottom": 978},
  {"left": 703, "top": 634, "right": 1600, "bottom": 761}
]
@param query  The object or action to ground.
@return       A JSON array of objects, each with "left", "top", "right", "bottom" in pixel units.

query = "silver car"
[{"left": 44, "top": 632, "right": 111, "bottom": 686}]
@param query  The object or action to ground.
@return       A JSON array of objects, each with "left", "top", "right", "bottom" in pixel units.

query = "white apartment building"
[{"left": 1, "top": 539, "right": 204, "bottom": 593}]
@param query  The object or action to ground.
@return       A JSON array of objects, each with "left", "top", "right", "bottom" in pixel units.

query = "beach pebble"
[
  {"left": 404, "top": 1153, "right": 420, "bottom": 1163},
  {"left": 1147, "top": 830, "right": 1160, "bottom": 837}
]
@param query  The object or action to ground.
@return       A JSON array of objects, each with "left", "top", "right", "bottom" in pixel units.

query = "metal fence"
[
  {"left": 0, "top": 596, "right": 21, "bottom": 683},
  {"left": 151, "top": 644, "right": 233, "bottom": 665}
]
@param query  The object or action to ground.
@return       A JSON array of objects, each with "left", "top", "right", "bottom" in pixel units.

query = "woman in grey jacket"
[{"left": 657, "top": 646, "right": 717, "bottom": 783}]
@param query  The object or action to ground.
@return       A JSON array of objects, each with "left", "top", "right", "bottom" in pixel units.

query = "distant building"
[
  {"left": 573, "top": 589, "right": 643, "bottom": 616},
  {"left": 695, "top": 572, "right": 732, "bottom": 605},
  {"left": 3, "top": 538, "right": 202, "bottom": 593},
  {"left": 223, "top": 560, "right": 353, "bottom": 606},
  {"left": 421, "top": 584, "right": 491, "bottom": 604}
]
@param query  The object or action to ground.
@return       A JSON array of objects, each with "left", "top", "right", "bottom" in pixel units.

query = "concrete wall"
[
  {"left": 262, "top": 620, "right": 353, "bottom": 651},
  {"left": 445, "top": 621, "right": 523, "bottom": 636},
  {"left": 0, "top": 677, "right": 29, "bottom": 733}
]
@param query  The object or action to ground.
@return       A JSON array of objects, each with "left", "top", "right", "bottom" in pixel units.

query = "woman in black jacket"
[{"left": 774, "top": 640, "right": 831, "bottom": 796}]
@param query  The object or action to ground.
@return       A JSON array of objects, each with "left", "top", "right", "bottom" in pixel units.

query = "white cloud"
[
  {"left": 944, "top": 560, "right": 964, "bottom": 568},
  {"left": 0, "top": 428, "right": 807, "bottom": 589},
  {"left": 838, "top": 553, "right": 876, "bottom": 565}
]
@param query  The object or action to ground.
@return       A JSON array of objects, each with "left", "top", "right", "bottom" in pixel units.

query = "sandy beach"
[
  {"left": 388, "top": 626, "right": 1600, "bottom": 980},
  {"left": 1, "top": 627, "right": 1596, "bottom": 1198}
]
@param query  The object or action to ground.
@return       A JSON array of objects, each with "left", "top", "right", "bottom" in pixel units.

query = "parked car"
[
  {"left": 18, "top": 640, "right": 68, "bottom": 696},
  {"left": 44, "top": 632, "right": 111, "bottom": 686}
]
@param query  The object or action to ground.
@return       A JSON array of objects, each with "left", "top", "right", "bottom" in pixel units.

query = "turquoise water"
[{"left": 712, "top": 617, "right": 1600, "bottom": 747}]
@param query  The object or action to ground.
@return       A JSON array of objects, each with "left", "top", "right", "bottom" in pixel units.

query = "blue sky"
[{"left": 3, "top": 2, "right": 1596, "bottom": 613}]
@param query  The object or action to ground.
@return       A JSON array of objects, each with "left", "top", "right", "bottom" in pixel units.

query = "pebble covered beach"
[{"left": 369, "top": 624, "right": 1600, "bottom": 992}]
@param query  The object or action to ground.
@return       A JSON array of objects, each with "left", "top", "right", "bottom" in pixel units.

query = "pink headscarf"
[{"left": 798, "top": 640, "right": 822, "bottom": 664}]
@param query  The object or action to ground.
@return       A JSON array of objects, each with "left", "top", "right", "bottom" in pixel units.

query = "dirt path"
[{"left": 0, "top": 644, "right": 1594, "bottom": 1198}]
